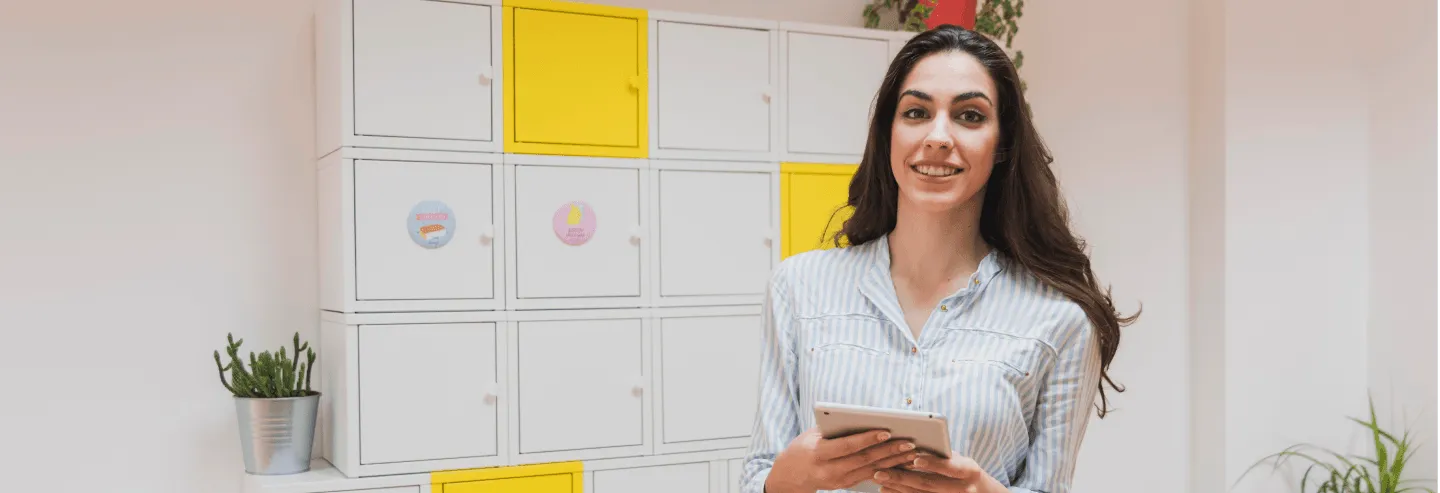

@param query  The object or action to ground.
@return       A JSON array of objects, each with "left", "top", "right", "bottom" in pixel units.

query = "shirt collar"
[{"left": 858, "top": 233, "right": 1006, "bottom": 339}]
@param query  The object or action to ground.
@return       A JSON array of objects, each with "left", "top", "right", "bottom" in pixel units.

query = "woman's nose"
[{"left": 923, "top": 119, "right": 954, "bottom": 149}]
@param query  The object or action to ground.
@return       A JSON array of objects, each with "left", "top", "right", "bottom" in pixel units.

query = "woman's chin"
[{"left": 901, "top": 192, "right": 972, "bottom": 215}]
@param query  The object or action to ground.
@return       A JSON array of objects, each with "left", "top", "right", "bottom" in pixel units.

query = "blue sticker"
[{"left": 407, "top": 201, "right": 456, "bottom": 249}]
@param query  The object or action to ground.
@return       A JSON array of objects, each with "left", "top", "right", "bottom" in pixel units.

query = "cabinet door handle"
[
  {"left": 479, "top": 66, "right": 494, "bottom": 85},
  {"left": 630, "top": 225, "right": 644, "bottom": 244},
  {"left": 484, "top": 382, "right": 499, "bottom": 404},
  {"left": 761, "top": 85, "right": 775, "bottom": 103},
  {"left": 631, "top": 377, "right": 645, "bottom": 396},
  {"left": 479, "top": 224, "right": 495, "bottom": 245},
  {"left": 628, "top": 75, "right": 643, "bottom": 90}
]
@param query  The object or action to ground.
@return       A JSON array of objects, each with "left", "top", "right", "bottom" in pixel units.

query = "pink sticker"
[{"left": 553, "top": 201, "right": 596, "bottom": 246}]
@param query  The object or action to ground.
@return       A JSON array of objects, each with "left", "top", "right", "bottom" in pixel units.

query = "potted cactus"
[{"left": 214, "top": 332, "right": 320, "bottom": 475}]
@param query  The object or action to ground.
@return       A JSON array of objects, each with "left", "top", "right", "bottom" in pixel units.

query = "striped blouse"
[{"left": 740, "top": 235, "right": 1102, "bottom": 493}]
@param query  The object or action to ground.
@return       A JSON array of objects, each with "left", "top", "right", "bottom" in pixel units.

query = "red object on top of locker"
[{"left": 923, "top": 0, "right": 977, "bottom": 30}]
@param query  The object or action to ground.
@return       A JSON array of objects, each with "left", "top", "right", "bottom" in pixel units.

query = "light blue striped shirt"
[{"left": 741, "top": 235, "right": 1102, "bottom": 493}]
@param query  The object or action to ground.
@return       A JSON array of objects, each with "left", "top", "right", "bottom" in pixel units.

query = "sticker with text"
[
  {"left": 408, "top": 201, "right": 456, "bottom": 249},
  {"left": 553, "top": 201, "right": 596, "bottom": 246}
]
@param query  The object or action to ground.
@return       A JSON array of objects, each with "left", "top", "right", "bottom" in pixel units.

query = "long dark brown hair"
[{"left": 833, "top": 24, "right": 1139, "bottom": 418}]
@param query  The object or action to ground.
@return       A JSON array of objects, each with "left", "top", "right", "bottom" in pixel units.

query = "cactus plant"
[{"left": 214, "top": 332, "right": 318, "bottom": 398}]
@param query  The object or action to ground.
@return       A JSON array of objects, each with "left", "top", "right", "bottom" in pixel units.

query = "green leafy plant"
[
  {"left": 214, "top": 332, "right": 318, "bottom": 398},
  {"left": 862, "top": 0, "right": 934, "bottom": 33},
  {"left": 1236, "top": 395, "right": 1435, "bottom": 493},
  {"left": 974, "top": 0, "right": 1025, "bottom": 72}
]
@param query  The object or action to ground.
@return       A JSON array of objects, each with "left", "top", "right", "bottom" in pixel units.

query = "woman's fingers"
[{"left": 874, "top": 468, "right": 966, "bottom": 493}]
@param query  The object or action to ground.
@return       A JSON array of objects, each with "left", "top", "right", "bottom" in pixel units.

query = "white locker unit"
[
  {"left": 320, "top": 311, "right": 510, "bottom": 478},
  {"left": 778, "top": 21, "right": 900, "bottom": 164},
  {"left": 315, "top": 0, "right": 504, "bottom": 156},
  {"left": 318, "top": 148, "right": 505, "bottom": 314},
  {"left": 649, "top": 160, "right": 778, "bottom": 307},
  {"left": 653, "top": 306, "right": 764, "bottom": 455},
  {"left": 297, "top": 0, "right": 938, "bottom": 489},
  {"left": 593, "top": 462, "right": 712, "bottom": 493},
  {"left": 507, "top": 309, "right": 654, "bottom": 464},
  {"left": 647, "top": 11, "right": 780, "bottom": 162},
  {"left": 504, "top": 154, "right": 651, "bottom": 310},
  {"left": 728, "top": 459, "right": 744, "bottom": 493}
]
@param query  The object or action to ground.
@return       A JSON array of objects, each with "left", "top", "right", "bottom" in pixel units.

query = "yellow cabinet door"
[
  {"left": 504, "top": 0, "right": 648, "bottom": 158},
  {"left": 444, "top": 474, "right": 577, "bottom": 493},
  {"left": 781, "top": 163, "right": 858, "bottom": 259}
]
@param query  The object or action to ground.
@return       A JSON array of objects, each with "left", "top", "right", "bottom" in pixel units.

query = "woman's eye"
[
  {"left": 902, "top": 108, "right": 928, "bottom": 119},
  {"left": 957, "top": 110, "right": 986, "bottom": 123}
]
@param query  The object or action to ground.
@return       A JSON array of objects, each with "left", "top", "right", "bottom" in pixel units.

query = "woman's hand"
[
  {"left": 764, "top": 427, "right": 919, "bottom": 493},
  {"left": 870, "top": 453, "right": 1008, "bottom": 493}
]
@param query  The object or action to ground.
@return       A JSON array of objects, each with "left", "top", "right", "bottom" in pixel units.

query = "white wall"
[
  {"left": 1013, "top": 0, "right": 1193, "bottom": 492},
  {"left": 0, "top": 0, "right": 315, "bottom": 491},
  {"left": 1189, "top": 0, "right": 1437, "bottom": 492},
  {"left": 1366, "top": 0, "right": 1437, "bottom": 483}
]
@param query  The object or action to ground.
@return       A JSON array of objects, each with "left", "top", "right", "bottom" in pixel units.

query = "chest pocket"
[
  {"left": 930, "top": 328, "right": 1049, "bottom": 452},
  {"left": 938, "top": 329, "right": 1046, "bottom": 380},
  {"left": 794, "top": 315, "right": 903, "bottom": 409}
]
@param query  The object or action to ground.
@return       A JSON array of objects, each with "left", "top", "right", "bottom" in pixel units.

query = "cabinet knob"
[
  {"left": 484, "top": 383, "right": 499, "bottom": 404},
  {"left": 761, "top": 85, "right": 775, "bottom": 103},
  {"left": 479, "top": 67, "right": 494, "bottom": 85},
  {"left": 631, "top": 378, "right": 645, "bottom": 396},
  {"left": 628, "top": 75, "right": 643, "bottom": 90},
  {"left": 479, "top": 224, "right": 495, "bottom": 245},
  {"left": 630, "top": 225, "right": 644, "bottom": 245}
]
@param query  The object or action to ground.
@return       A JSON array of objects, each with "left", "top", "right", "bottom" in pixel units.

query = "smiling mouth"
[{"left": 911, "top": 164, "right": 963, "bottom": 177}]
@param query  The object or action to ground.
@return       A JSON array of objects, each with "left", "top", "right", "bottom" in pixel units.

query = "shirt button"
[
  {"left": 906, "top": 397, "right": 913, "bottom": 405},
  {"left": 973, "top": 278, "right": 980, "bottom": 286},
  {"left": 911, "top": 346, "right": 917, "bottom": 354},
  {"left": 939, "top": 305, "right": 948, "bottom": 312}
]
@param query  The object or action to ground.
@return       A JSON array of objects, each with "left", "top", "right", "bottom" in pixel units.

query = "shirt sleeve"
[
  {"left": 739, "top": 264, "right": 802, "bottom": 493},
  {"left": 1009, "top": 313, "right": 1103, "bottom": 493}
]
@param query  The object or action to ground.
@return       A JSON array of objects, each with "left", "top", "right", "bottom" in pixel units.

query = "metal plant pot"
[{"left": 234, "top": 393, "right": 320, "bottom": 475}]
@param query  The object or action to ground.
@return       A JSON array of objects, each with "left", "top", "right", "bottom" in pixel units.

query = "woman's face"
[{"left": 888, "top": 50, "right": 1000, "bottom": 215}]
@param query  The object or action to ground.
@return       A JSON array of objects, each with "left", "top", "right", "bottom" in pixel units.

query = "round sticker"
[
  {"left": 553, "top": 201, "right": 596, "bottom": 246},
  {"left": 408, "top": 201, "right": 456, "bottom": 249}
]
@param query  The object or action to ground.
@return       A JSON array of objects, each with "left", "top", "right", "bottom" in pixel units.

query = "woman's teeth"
[{"left": 912, "top": 164, "right": 961, "bottom": 177}]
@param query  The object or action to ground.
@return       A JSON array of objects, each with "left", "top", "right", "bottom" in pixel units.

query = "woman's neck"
[{"left": 887, "top": 196, "right": 989, "bottom": 287}]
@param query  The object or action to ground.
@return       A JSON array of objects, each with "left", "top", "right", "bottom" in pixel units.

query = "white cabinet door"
[
  {"left": 511, "top": 165, "right": 642, "bottom": 300},
  {"left": 593, "top": 462, "right": 711, "bottom": 493},
  {"left": 784, "top": 31, "right": 889, "bottom": 159},
  {"left": 352, "top": 0, "right": 494, "bottom": 142},
  {"left": 354, "top": 159, "right": 496, "bottom": 302},
  {"left": 659, "top": 315, "right": 762, "bottom": 446},
  {"left": 516, "top": 319, "right": 644, "bottom": 454},
  {"left": 729, "top": 459, "right": 744, "bottom": 493},
  {"left": 657, "top": 170, "right": 772, "bottom": 299},
  {"left": 654, "top": 20, "right": 772, "bottom": 155},
  {"left": 358, "top": 323, "right": 499, "bottom": 464}
]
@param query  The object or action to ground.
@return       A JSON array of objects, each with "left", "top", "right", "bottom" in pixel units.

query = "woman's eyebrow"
[{"left": 900, "top": 89, "right": 993, "bottom": 105}]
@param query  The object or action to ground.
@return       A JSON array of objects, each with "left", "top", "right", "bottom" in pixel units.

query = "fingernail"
[
  {"left": 874, "top": 471, "right": 891, "bottom": 481},
  {"left": 914, "top": 458, "right": 927, "bottom": 468},
  {"left": 900, "top": 442, "right": 915, "bottom": 451},
  {"left": 907, "top": 453, "right": 918, "bottom": 460},
  {"left": 877, "top": 431, "right": 891, "bottom": 441}
]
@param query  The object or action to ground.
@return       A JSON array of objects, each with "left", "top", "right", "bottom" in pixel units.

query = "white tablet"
[{"left": 813, "top": 402, "right": 953, "bottom": 493}]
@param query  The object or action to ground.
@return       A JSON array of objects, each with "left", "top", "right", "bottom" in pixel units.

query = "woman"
[{"left": 741, "top": 25, "right": 1137, "bottom": 493}]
